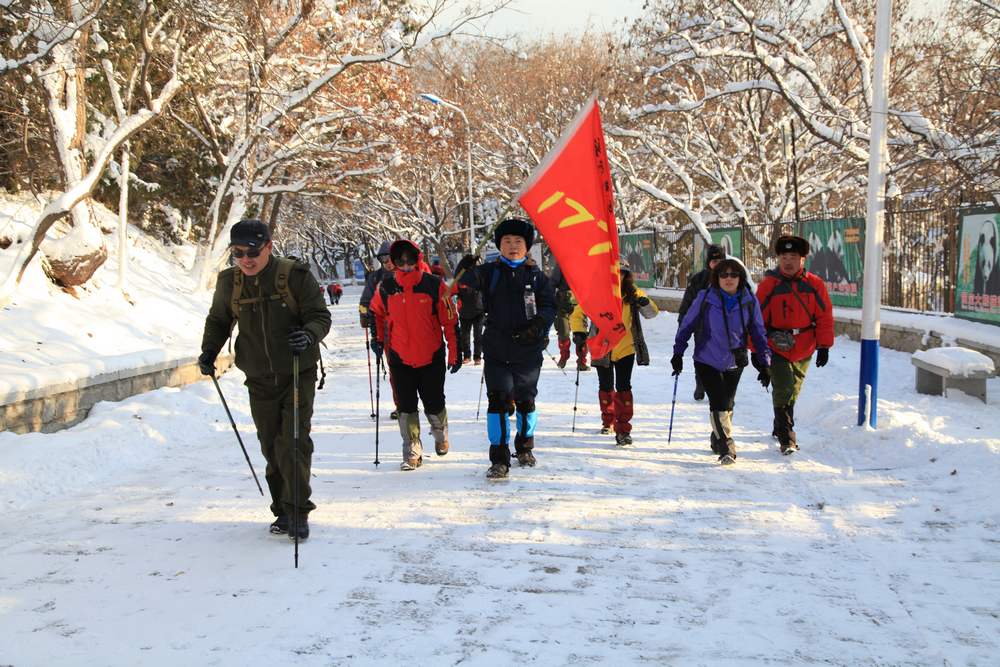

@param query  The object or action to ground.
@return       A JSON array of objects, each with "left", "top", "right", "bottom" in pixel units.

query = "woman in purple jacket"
[{"left": 671, "top": 259, "right": 771, "bottom": 464}]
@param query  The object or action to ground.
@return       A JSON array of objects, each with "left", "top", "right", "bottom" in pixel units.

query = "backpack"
[{"left": 230, "top": 256, "right": 299, "bottom": 318}]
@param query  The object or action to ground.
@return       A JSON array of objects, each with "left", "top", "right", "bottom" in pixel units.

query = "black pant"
[
  {"left": 389, "top": 348, "right": 446, "bottom": 414},
  {"left": 596, "top": 354, "right": 635, "bottom": 392},
  {"left": 484, "top": 355, "right": 542, "bottom": 401},
  {"left": 460, "top": 315, "right": 484, "bottom": 361},
  {"left": 694, "top": 361, "right": 744, "bottom": 412}
]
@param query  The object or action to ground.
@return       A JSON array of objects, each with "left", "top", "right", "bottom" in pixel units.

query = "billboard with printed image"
[
  {"left": 801, "top": 217, "right": 865, "bottom": 308},
  {"left": 619, "top": 231, "right": 656, "bottom": 288},
  {"left": 693, "top": 228, "right": 743, "bottom": 271},
  {"left": 956, "top": 207, "right": 1000, "bottom": 326}
]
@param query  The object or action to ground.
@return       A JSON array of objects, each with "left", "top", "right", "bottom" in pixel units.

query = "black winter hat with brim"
[
  {"left": 494, "top": 218, "right": 535, "bottom": 250},
  {"left": 774, "top": 235, "right": 810, "bottom": 256},
  {"left": 230, "top": 219, "right": 271, "bottom": 248},
  {"left": 389, "top": 239, "right": 420, "bottom": 265}
]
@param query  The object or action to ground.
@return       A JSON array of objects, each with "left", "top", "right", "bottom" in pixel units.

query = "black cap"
[
  {"left": 494, "top": 218, "right": 535, "bottom": 250},
  {"left": 705, "top": 244, "right": 725, "bottom": 262},
  {"left": 774, "top": 235, "right": 810, "bottom": 256},
  {"left": 230, "top": 219, "right": 270, "bottom": 248}
]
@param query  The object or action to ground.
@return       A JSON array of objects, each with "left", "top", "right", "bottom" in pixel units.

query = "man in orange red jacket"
[
  {"left": 755, "top": 235, "right": 834, "bottom": 454},
  {"left": 370, "top": 240, "right": 461, "bottom": 470}
]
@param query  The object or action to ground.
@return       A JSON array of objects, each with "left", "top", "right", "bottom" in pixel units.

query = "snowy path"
[{"left": 2, "top": 294, "right": 999, "bottom": 665}]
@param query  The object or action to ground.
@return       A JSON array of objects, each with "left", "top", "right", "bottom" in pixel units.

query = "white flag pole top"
[
  {"left": 518, "top": 94, "right": 599, "bottom": 200},
  {"left": 858, "top": 0, "right": 893, "bottom": 428}
]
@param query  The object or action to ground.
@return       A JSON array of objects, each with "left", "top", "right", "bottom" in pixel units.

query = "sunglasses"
[
  {"left": 395, "top": 256, "right": 417, "bottom": 267},
  {"left": 231, "top": 247, "right": 263, "bottom": 259},
  {"left": 718, "top": 271, "right": 741, "bottom": 279}
]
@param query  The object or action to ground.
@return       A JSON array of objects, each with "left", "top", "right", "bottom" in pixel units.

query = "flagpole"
[{"left": 858, "top": 0, "right": 892, "bottom": 428}]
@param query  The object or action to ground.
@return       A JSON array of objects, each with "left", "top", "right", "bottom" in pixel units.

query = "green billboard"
[
  {"left": 619, "top": 231, "right": 656, "bottom": 288},
  {"left": 694, "top": 227, "right": 743, "bottom": 270},
  {"left": 801, "top": 217, "right": 865, "bottom": 308},
  {"left": 956, "top": 207, "right": 1000, "bottom": 326}
]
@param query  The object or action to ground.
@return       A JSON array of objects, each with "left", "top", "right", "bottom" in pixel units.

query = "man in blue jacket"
[{"left": 457, "top": 218, "right": 556, "bottom": 479}]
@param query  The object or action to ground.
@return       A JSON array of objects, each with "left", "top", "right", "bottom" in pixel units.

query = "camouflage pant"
[
  {"left": 246, "top": 367, "right": 317, "bottom": 518},
  {"left": 770, "top": 355, "right": 812, "bottom": 407}
]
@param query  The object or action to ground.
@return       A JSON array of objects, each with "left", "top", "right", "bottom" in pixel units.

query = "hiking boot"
[
  {"left": 435, "top": 440, "right": 449, "bottom": 456},
  {"left": 577, "top": 360, "right": 590, "bottom": 371},
  {"left": 600, "top": 426, "right": 611, "bottom": 435},
  {"left": 516, "top": 450, "right": 536, "bottom": 467},
  {"left": 719, "top": 454, "right": 736, "bottom": 466},
  {"left": 780, "top": 442, "right": 799, "bottom": 456},
  {"left": 269, "top": 515, "right": 288, "bottom": 535},
  {"left": 474, "top": 358, "right": 482, "bottom": 366},
  {"left": 288, "top": 515, "right": 309, "bottom": 541},
  {"left": 557, "top": 357, "right": 568, "bottom": 369},
  {"left": 400, "top": 456, "right": 423, "bottom": 471},
  {"left": 615, "top": 432, "right": 632, "bottom": 446},
  {"left": 390, "top": 410, "right": 399, "bottom": 420},
  {"left": 486, "top": 463, "right": 509, "bottom": 479}
]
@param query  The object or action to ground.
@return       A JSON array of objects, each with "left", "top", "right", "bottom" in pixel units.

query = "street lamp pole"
[{"left": 419, "top": 93, "right": 475, "bottom": 251}]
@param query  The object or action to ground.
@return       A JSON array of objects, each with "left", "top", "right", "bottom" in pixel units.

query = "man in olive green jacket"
[{"left": 199, "top": 219, "right": 331, "bottom": 541}]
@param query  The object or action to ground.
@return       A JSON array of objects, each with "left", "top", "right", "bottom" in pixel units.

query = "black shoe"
[
  {"left": 389, "top": 410, "right": 399, "bottom": 420},
  {"left": 288, "top": 515, "right": 309, "bottom": 541},
  {"left": 615, "top": 432, "right": 632, "bottom": 446},
  {"left": 269, "top": 515, "right": 288, "bottom": 534},
  {"left": 516, "top": 451, "right": 536, "bottom": 467},
  {"left": 719, "top": 454, "right": 736, "bottom": 465},
  {"left": 600, "top": 426, "right": 611, "bottom": 435},
  {"left": 486, "top": 463, "right": 510, "bottom": 479},
  {"left": 780, "top": 442, "right": 799, "bottom": 456}
]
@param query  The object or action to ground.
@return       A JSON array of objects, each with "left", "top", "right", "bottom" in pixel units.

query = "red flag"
[{"left": 518, "top": 96, "right": 624, "bottom": 359}]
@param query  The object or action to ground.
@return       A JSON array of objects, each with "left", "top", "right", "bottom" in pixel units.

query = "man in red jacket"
[
  {"left": 370, "top": 240, "right": 461, "bottom": 470},
  {"left": 755, "top": 235, "right": 834, "bottom": 454}
]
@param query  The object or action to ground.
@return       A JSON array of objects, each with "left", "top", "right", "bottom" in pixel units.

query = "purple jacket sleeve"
[{"left": 746, "top": 295, "right": 771, "bottom": 365}]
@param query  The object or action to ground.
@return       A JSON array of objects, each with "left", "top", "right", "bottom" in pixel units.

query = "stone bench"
[{"left": 911, "top": 347, "right": 993, "bottom": 403}]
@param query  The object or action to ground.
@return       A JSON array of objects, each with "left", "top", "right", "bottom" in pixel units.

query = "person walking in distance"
[
  {"left": 549, "top": 261, "right": 588, "bottom": 370},
  {"left": 755, "top": 235, "right": 834, "bottom": 454},
  {"left": 677, "top": 244, "right": 726, "bottom": 401},
  {"left": 455, "top": 256, "right": 486, "bottom": 365},
  {"left": 199, "top": 219, "right": 331, "bottom": 539},
  {"left": 369, "top": 240, "right": 461, "bottom": 470},
  {"left": 456, "top": 218, "right": 556, "bottom": 479},
  {"left": 671, "top": 259, "right": 770, "bottom": 464},
  {"left": 571, "top": 269, "right": 659, "bottom": 444}
]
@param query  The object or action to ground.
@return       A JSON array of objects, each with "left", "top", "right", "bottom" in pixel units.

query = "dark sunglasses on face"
[
  {"left": 231, "top": 247, "right": 263, "bottom": 259},
  {"left": 718, "top": 271, "right": 741, "bottom": 279},
  {"left": 395, "top": 256, "right": 417, "bottom": 267}
]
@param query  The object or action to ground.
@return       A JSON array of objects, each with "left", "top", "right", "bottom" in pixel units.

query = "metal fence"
[{"left": 652, "top": 202, "right": 962, "bottom": 314}]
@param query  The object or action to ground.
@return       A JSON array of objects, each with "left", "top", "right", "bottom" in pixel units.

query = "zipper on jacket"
[{"left": 254, "top": 275, "right": 276, "bottom": 381}]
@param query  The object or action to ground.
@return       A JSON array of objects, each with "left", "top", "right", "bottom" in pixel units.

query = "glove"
[
  {"left": 757, "top": 368, "right": 771, "bottom": 388},
  {"left": 359, "top": 312, "right": 369, "bottom": 328},
  {"left": 815, "top": 347, "right": 829, "bottom": 367},
  {"left": 370, "top": 340, "right": 384, "bottom": 358},
  {"left": 670, "top": 354, "right": 683, "bottom": 376},
  {"left": 512, "top": 316, "right": 545, "bottom": 345},
  {"left": 635, "top": 296, "right": 650, "bottom": 308},
  {"left": 455, "top": 254, "right": 478, "bottom": 274},
  {"left": 287, "top": 329, "right": 314, "bottom": 354},
  {"left": 751, "top": 353, "right": 767, "bottom": 373},
  {"left": 198, "top": 351, "right": 217, "bottom": 377},
  {"left": 572, "top": 332, "right": 587, "bottom": 347},
  {"left": 449, "top": 360, "right": 462, "bottom": 374}
]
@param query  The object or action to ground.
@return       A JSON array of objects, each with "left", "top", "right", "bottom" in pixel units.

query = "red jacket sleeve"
[{"left": 438, "top": 281, "right": 459, "bottom": 365}]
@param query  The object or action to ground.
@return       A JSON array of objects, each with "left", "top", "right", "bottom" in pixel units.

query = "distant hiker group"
[{"left": 198, "top": 217, "right": 833, "bottom": 543}]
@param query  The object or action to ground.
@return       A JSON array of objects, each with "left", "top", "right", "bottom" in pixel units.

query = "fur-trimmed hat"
[
  {"left": 494, "top": 218, "right": 535, "bottom": 250},
  {"left": 774, "top": 235, "right": 810, "bottom": 256}
]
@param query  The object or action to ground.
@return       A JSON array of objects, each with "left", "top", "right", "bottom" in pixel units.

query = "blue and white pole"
[{"left": 858, "top": 0, "right": 893, "bottom": 428}]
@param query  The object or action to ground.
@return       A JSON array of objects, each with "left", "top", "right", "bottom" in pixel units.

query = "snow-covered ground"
[{"left": 2, "top": 258, "right": 1000, "bottom": 664}]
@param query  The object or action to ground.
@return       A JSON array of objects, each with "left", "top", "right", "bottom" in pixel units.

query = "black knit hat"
[
  {"left": 705, "top": 244, "right": 725, "bottom": 262},
  {"left": 494, "top": 218, "right": 535, "bottom": 250},
  {"left": 230, "top": 219, "right": 270, "bottom": 248},
  {"left": 774, "top": 235, "right": 810, "bottom": 256}
]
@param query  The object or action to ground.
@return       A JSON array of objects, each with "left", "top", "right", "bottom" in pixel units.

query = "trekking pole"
[
  {"left": 373, "top": 355, "right": 381, "bottom": 467},
  {"left": 364, "top": 327, "right": 375, "bottom": 420},
  {"left": 292, "top": 353, "right": 301, "bottom": 569},
  {"left": 475, "top": 366, "right": 485, "bottom": 421},
  {"left": 571, "top": 365, "right": 581, "bottom": 433},
  {"left": 667, "top": 374, "right": 680, "bottom": 445},
  {"left": 210, "top": 374, "right": 264, "bottom": 496}
]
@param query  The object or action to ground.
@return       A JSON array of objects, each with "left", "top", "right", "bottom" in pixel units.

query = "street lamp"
[{"left": 418, "top": 92, "right": 475, "bottom": 252}]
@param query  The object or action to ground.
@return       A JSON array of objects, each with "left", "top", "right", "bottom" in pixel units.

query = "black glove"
[
  {"left": 370, "top": 340, "right": 384, "bottom": 358},
  {"left": 359, "top": 312, "right": 369, "bottom": 328},
  {"left": 512, "top": 316, "right": 545, "bottom": 345},
  {"left": 670, "top": 354, "right": 683, "bottom": 376},
  {"left": 815, "top": 347, "right": 829, "bottom": 367},
  {"left": 288, "top": 329, "right": 314, "bottom": 354},
  {"left": 757, "top": 368, "right": 771, "bottom": 388},
  {"left": 455, "top": 254, "right": 478, "bottom": 274},
  {"left": 198, "top": 351, "right": 217, "bottom": 377},
  {"left": 449, "top": 360, "right": 462, "bottom": 374},
  {"left": 751, "top": 353, "right": 767, "bottom": 372},
  {"left": 635, "top": 296, "right": 650, "bottom": 308},
  {"left": 572, "top": 332, "right": 587, "bottom": 347}
]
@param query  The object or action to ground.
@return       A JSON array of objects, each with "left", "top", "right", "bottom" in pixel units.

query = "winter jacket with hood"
[
  {"left": 674, "top": 286, "right": 771, "bottom": 372},
  {"left": 370, "top": 241, "right": 459, "bottom": 368},
  {"left": 755, "top": 268, "right": 834, "bottom": 362}
]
